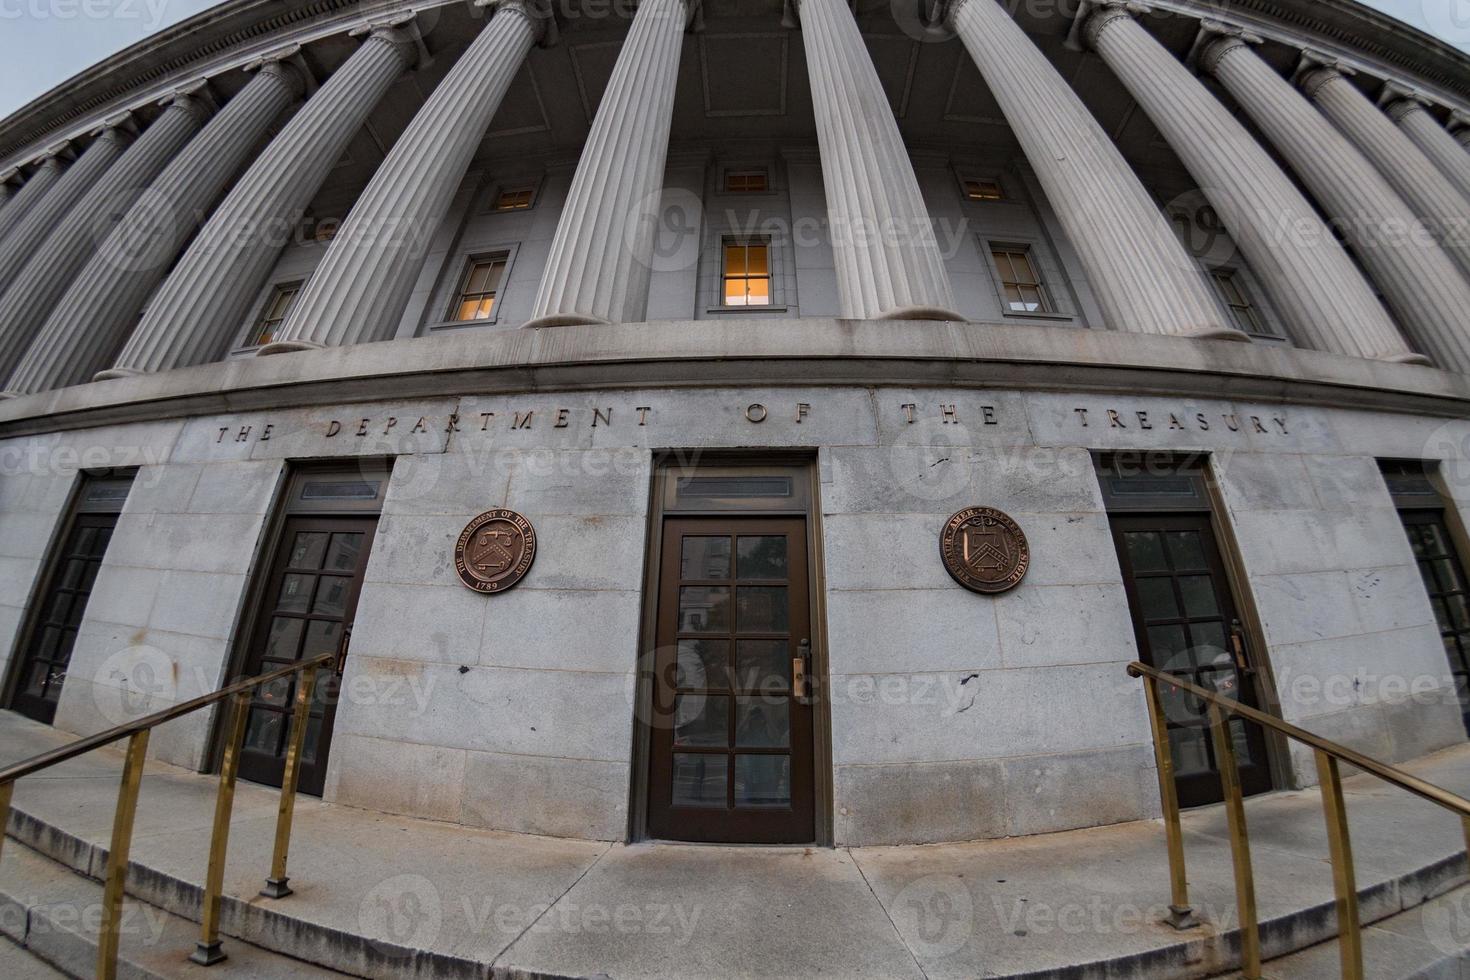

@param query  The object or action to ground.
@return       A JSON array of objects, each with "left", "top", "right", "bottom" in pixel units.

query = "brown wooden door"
[
  {"left": 11, "top": 514, "right": 117, "bottom": 724},
  {"left": 1399, "top": 509, "right": 1470, "bottom": 735},
  {"left": 1111, "top": 514, "right": 1272, "bottom": 807},
  {"left": 237, "top": 516, "right": 377, "bottom": 796},
  {"left": 648, "top": 517, "right": 815, "bottom": 843}
]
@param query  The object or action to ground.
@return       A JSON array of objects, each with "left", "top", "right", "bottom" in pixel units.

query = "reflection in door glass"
[
  {"left": 735, "top": 755, "right": 790, "bottom": 806},
  {"left": 736, "top": 536, "right": 788, "bottom": 578},
  {"left": 672, "top": 754, "right": 727, "bottom": 806}
]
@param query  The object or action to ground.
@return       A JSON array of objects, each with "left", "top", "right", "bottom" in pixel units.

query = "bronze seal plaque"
[
  {"left": 455, "top": 509, "right": 537, "bottom": 594},
  {"left": 940, "top": 507, "right": 1030, "bottom": 595}
]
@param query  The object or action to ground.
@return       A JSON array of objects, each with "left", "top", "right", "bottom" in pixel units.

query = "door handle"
[
  {"left": 335, "top": 623, "right": 353, "bottom": 675},
  {"left": 792, "top": 639, "right": 813, "bottom": 705},
  {"left": 1229, "top": 618, "right": 1252, "bottom": 675}
]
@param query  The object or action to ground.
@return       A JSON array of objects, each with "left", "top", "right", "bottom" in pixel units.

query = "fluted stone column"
[
  {"left": 1083, "top": 7, "right": 1420, "bottom": 365},
  {"left": 1388, "top": 94, "right": 1470, "bottom": 205},
  {"left": 261, "top": 0, "right": 545, "bottom": 353},
  {"left": 525, "top": 0, "right": 689, "bottom": 327},
  {"left": 5, "top": 62, "right": 303, "bottom": 396},
  {"left": 947, "top": 0, "right": 1231, "bottom": 338},
  {"left": 1451, "top": 115, "right": 1470, "bottom": 152},
  {"left": 106, "top": 24, "right": 416, "bottom": 377},
  {"left": 0, "top": 123, "right": 131, "bottom": 297},
  {"left": 780, "top": 0, "right": 959, "bottom": 320},
  {"left": 0, "top": 154, "right": 65, "bottom": 246},
  {"left": 0, "top": 93, "right": 210, "bottom": 384},
  {"left": 1304, "top": 66, "right": 1470, "bottom": 282},
  {"left": 1204, "top": 34, "right": 1470, "bottom": 372}
]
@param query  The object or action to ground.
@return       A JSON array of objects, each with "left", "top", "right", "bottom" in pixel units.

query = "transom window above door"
[{"left": 723, "top": 170, "right": 769, "bottom": 193}]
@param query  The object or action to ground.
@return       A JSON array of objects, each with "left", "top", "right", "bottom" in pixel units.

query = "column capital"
[
  {"left": 159, "top": 79, "right": 219, "bottom": 121},
  {"left": 37, "top": 139, "right": 76, "bottom": 164},
  {"left": 474, "top": 0, "right": 562, "bottom": 47},
  {"left": 0, "top": 168, "right": 18, "bottom": 186},
  {"left": 245, "top": 44, "right": 314, "bottom": 98},
  {"left": 1292, "top": 49, "right": 1353, "bottom": 95},
  {"left": 1079, "top": 2, "right": 1150, "bottom": 52},
  {"left": 1380, "top": 79, "right": 1430, "bottom": 115},
  {"left": 349, "top": 11, "right": 431, "bottom": 68},
  {"left": 1196, "top": 21, "right": 1264, "bottom": 77},
  {"left": 90, "top": 110, "right": 139, "bottom": 140}
]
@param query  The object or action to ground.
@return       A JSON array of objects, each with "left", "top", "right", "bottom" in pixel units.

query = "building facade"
[{"left": 2, "top": 0, "right": 1470, "bottom": 846}]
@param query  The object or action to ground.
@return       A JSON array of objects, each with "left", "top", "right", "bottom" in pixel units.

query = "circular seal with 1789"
[{"left": 454, "top": 509, "right": 537, "bottom": 594}]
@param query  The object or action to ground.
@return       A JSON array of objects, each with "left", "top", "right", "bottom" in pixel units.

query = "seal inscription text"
[
  {"left": 455, "top": 509, "right": 537, "bottom": 594},
  {"left": 940, "top": 507, "right": 1029, "bottom": 595}
]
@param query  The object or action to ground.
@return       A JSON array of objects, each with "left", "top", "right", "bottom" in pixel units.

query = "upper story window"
[
  {"left": 724, "top": 169, "right": 769, "bottom": 194},
  {"left": 961, "top": 177, "right": 1004, "bottom": 202},
  {"left": 1210, "top": 270, "right": 1268, "bottom": 336},
  {"left": 450, "top": 253, "right": 509, "bottom": 322},
  {"left": 989, "top": 244, "right": 1053, "bottom": 314},
  {"left": 244, "top": 280, "right": 304, "bottom": 348},
  {"left": 722, "top": 240, "right": 771, "bottom": 306},
  {"left": 493, "top": 186, "right": 535, "bottom": 211}
]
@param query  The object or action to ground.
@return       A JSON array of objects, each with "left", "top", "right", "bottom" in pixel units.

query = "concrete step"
[
  {"left": 1220, "top": 880, "right": 1470, "bottom": 979},
  {"left": 0, "top": 839, "right": 346, "bottom": 979},
  {"left": 4, "top": 710, "right": 1470, "bottom": 979},
  {"left": 1, "top": 934, "right": 67, "bottom": 979}
]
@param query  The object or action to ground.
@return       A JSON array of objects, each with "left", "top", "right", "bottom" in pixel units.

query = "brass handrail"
[
  {"left": 0, "top": 652, "right": 333, "bottom": 978},
  {"left": 1128, "top": 660, "right": 1470, "bottom": 980}
]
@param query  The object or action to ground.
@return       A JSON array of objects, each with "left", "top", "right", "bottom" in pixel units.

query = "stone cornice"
[
  {"left": 3, "top": 0, "right": 1470, "bottom": 175},
  {"left": 0, "top": 319, "right": 1466, "bottom": 440}
]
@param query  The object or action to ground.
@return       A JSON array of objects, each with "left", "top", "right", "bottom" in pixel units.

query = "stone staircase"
[{"left": 4, "top": 710, "right": 1470, "bottom": 978}]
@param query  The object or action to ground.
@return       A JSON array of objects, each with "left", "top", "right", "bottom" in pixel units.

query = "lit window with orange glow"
[
  {"left": 451, "top": 255, "right": 508, "bottom": 321},
  {"left": 722, "top": 242, "right": 771, "bottom": 306},
  {"left": 493, "top": 187, "right": 534, "bottom": 211}
]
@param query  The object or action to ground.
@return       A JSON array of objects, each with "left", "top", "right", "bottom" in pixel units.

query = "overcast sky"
[{"left": 0, "top": 0, "right": 1463, "bottom": 122}]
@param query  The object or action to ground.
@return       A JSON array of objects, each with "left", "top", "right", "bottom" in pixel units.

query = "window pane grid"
[
  {"left": 991, "top": 246, "right": 1052, "bottom": 313},
  {"left": 246, "top": 281, "right": 303, "bottom": 347},
  {"left": 723, "top": 242, "right": 772, "bottom": 307},
  {"left": 494, "top": 187, "right": 534, "bottom": 210},
  {"left": 963, "top": 178, "right": 1003, "bottom": 201},
  {"left": 724, "top": 171, "right": 769, "bottom": 193},
  {"left": 1211, "top": 271, "right": 1267, "bottom": 335},
  {"left": 451, "top": 256, "right": 509, "bottom": 321}
]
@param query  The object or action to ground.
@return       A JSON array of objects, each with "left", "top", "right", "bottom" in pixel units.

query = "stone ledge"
[{"left": 2, "top": 319, "right": 1469, "bottom": 440}]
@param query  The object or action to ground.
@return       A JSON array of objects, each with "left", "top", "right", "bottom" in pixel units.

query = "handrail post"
[
  {"left": 262, "top": 662, "right": 318, "bottom": 898},
  {"left": 97, "top": 729, "right": 149, "bottom": 980},
  {"left": 1314, "top": 750, "right": 1363, "bottom": 980},
  {"left": 1208, "top": 702, "right": 1261, "bottom": 979},
  {"left": 1139, "top": 673, "right": 1199, "bottom": 929},
  {"left": 190, "top": 689, "right": 252, "bottom": 965}
]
